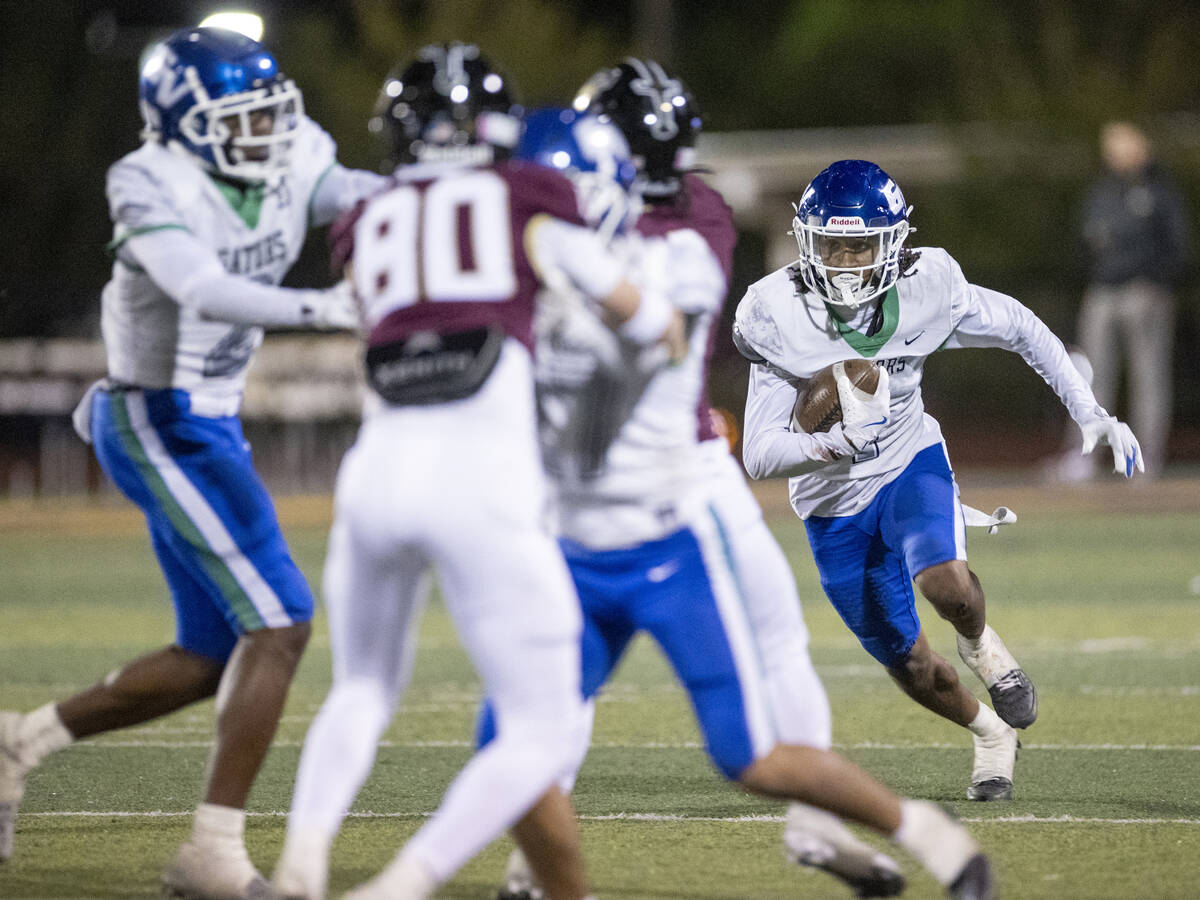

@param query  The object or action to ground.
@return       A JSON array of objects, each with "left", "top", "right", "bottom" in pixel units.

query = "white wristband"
[{"left": 618, "top": 288, "right": 673, "bottom": 345}]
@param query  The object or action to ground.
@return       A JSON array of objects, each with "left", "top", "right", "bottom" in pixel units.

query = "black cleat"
[
  {"left": 787, "top": 837, "right": 906, "bottom": 897},
  {"left": 966, "top": 777, "right": 1013, "bottom": 802},
  {"left": 948, "top": 853, "right": 994, "bottom": 900},
  {"left": 988, "top": 668, "right": 1038, "bottom": 729}
]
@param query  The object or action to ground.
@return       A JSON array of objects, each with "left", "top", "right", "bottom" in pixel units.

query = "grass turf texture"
[{"left": 1, "top": 478, "right": 1198, "bottom": 898}]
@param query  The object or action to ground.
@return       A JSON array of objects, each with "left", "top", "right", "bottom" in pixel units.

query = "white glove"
[
  {"left": 836, "top": 364, "right": 890, "bottom": 452},
  {"left": 303, "top": 281, "right": 362, "bottom": 331},
  {"left": 1080, "top": 414, "right": 1144, "bottom": 477}
]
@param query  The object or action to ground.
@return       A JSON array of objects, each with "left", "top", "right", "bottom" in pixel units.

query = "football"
[{"left": 791, "top": 359, "right": 880, "bottom": 433}]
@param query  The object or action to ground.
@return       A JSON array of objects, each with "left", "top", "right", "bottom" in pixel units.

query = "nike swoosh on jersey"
[{"left": 904, "top": 331, "right": 926, "bottom": 345}]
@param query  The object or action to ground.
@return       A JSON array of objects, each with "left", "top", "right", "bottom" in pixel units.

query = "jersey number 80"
[{"left": 353, "top": 170, "right": 517, "bottom": 316}]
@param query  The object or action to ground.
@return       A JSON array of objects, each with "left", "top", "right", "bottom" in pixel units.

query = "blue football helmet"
[
  {"left": 138, "top": 27, "right": 304, "bottom": 181},
  {"left": 792, "top": 160, "right": 912, "bottom": 309},
  {"left": 518, "top": 107, "right": 641, "bottom": 242}
]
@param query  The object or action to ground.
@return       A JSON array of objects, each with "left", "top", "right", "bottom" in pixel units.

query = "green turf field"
[{"left": 1, "top": 480, "right": 1198, "bottom": 899}]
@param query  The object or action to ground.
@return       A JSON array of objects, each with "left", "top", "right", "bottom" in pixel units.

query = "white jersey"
[
  {"left": 99, "top": 118, "right": 379, "bottom": 412},
  {"left": 736, "top": 247, "right": 1106, "bottom": 519},
  {"left": 540, "top": 227, "right": 728, "bottom": 548}
]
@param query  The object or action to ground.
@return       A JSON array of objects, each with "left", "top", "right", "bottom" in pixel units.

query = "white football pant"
[{"left": 284, "top": 342, "right": 587, "bottom": 886}]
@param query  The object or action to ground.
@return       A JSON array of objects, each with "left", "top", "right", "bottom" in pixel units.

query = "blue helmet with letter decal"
[
  {"left": 138, "top": 27, "right": 304, "bottom": 182},
  {"left": 517, "top": 107, "right": 641, "bottom": 242},
  {"left": 792, "top": 160, "right": 913, "bottom": 309}
]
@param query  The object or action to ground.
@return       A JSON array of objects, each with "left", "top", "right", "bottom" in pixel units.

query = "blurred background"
[{"left": 2, "top": 0, "right": 1199, "bottom": 496}]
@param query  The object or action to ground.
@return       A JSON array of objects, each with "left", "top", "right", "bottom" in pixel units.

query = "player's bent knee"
[
  {"left": 324, "top": 678, "right": 395, "bottom": 737},
  {"left": 244, "top": 620, "right": 311, "bottom": 667}
]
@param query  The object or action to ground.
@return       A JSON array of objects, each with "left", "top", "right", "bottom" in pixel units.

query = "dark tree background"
[{"left": 3, "top": 0, "right": 1198, "bottom": 461}]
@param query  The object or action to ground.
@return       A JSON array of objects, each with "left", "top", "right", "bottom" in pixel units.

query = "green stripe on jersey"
[
  {"left": 211, "top": 177, "right": 266, "bottom": 229},
  {"left": 106, "top": 223, "right": 189, "bottom": 258},
  {"left": 109, "top": 393, "right": 265, "bottom": 630},
  {"left": 826, "top": 286, "right": 899, "bottom": 358}
]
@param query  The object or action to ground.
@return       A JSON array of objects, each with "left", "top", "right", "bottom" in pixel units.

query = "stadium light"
[{"left": 198, "top": 11, "right": 265, "bottom": 41}]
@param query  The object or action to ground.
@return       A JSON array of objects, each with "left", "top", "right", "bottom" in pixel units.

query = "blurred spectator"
[{"left": 1054, "top": 121, "right": 1192, "bottom": 481}]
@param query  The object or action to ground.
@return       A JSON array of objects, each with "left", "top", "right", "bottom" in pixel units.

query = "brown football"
[{"left": 791, "top": 359, "right": 880, "bottom": 433}]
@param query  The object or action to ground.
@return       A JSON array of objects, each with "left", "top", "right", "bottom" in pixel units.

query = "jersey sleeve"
[
  {"left": 663, "top": 227, "right": 726, "bottom": 315},
  {"left": 945, "top": 284, "right": 1106, "bottom": 424},
  {"left": 740, "top": 362, "right": 854, "bottom": 478},
  {"left": 527, "top": 216, "right": 623, "bottom": 300},
  {"left": 309, "top": 164, "right": 391, "bottom": 230},
  {"left": 291, "top": 118, "right": 389, "bottom": 229},
  {"left": 124, "top": 227, "right": 332, "bottom": 328},
  {"left": 732, "top": 284, "right": 785, "bottom": 366},
  {"left": 106, "top": 159, "right": 189, "bottom": 251}
]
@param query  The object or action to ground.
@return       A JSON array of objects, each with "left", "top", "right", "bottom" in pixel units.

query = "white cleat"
[
  {"left": 0, "top": 712, "right": 31, "bottom": 863},
  {"left": 272, "top": 830, "right": 331, "bottom": 900},
  {"left": 495, "top": 846, "right": 544, "bottom": 900},
  {"left": 957, "top": 626, "right": 1038, "bottom": 729},
  {"left": 162, "top": 839, "right": 270, "bottom": 900},
  {"left": 784, "top": 804, "right": 905, "bottom": 898},
  {"left": 341, "top": 853, "right": 436, "bottom": 900},
  {"left": 968, "top": 721, "right": 1019, "bottom": 802}
]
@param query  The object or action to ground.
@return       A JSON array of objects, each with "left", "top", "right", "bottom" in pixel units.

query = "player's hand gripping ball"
[{"left": 791, "top": 359, "right": 880, "bottom": 433}]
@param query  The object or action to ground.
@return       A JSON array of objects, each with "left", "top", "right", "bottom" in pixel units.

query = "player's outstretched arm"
[
  {"left": 126, "top": 228, "right": 360, "bottom": 330},
  {"left": 947, "top": 284, "right": 1142, "bottom": 477}
]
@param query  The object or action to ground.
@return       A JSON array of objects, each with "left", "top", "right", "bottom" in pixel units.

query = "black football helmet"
[
  {"left": 369, "top": 42, "right": 521, "bottom": 167},
  {"left": 572, "top": 57, "right": 701, "bottom": 200}
]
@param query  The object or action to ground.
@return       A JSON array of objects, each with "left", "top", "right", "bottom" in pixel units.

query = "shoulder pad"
[{"left": 731, "top": 320, "right": 767, "bottom": 364}]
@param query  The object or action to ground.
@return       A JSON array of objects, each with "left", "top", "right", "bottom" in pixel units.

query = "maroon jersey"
[
  {"left": 345, "top": 161, "right": 586, "bottom": 355},
  {"left": 636, "top": 173, "right": 737, "bottom": 442}
]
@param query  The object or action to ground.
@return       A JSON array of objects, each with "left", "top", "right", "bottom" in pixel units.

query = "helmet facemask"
[
  {"left": 792, "top": 212, "right": 910, "bottom": 310},
  {"left": 175, "top": 75, "right": 304, "bottom": 181}
]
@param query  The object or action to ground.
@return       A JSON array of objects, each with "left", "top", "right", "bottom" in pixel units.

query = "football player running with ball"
[
  {"left": 270, "top": 44, "right": 685, "bottom": 900},
  {"left": 735, "top": 159, "right": 1142, "bottom": 804},
  {"left": 0, "top": 27, "right": 386, "bottom": 899},
  {"left": 483, "top": 64, "right": 995, "bottom": 900}
]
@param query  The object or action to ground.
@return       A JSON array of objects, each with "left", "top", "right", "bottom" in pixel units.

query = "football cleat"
[
  {"left": 784, "top": 804, "right": 906, "bottom": 898},
  {"left": 947, "top": 853, "right": 995, "bottom": 900},
  {"left": 957, "top": 626, "right": 1038, "bottom": 729},
  {"left": 987, "top": 669, "right": 1038, "bottom": 730},
  {"left": 0, "top": 712, "right": 31, "bottom": 863},
  {"left": 495, "top": 847, "right": 544, "bottom": 900},
  {"left": 162, "top": 839, "right": 270, "bottom": 900},
  {"left": 968, "top": 723, "right": 1019, "bottom": 802}
]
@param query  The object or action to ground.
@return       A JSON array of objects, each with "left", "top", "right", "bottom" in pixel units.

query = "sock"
[
  {"left": 192, "top": 802, "right": 246, "bottom": 848},
  {"left": 966, "top": 703, "right": 1005, "bottom": 737},
  {"left": 371, "top": 849, "right": 439, "bottom": 899},
  {"left": 15, "top": 704, "right": 73, "bottom": 767},
  {"left": 958, "top": 631, "right": 986, "bottom": 655},
  {"left": 892, "top": 799, "right": 977, "bottom": 886},
  {"left": 275, "top": 827, "right": 333, "bottom": 897}
]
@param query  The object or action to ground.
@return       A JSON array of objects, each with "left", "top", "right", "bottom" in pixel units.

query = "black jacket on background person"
[{"left": 1080, "top": 162, "right": 1192, "bottom": 289}]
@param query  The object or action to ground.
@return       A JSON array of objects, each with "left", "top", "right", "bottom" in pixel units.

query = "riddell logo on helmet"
[{"left": 827, "top": 216, "right": 865, "bottom": 227}]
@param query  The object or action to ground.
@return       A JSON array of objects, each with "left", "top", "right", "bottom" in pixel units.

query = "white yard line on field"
[
  {"left": 74, "top": 739, "right": 1200, "bottom": 751},
  {"left": 22, "top": 810, "right": 1200, "bottom": 826}
]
